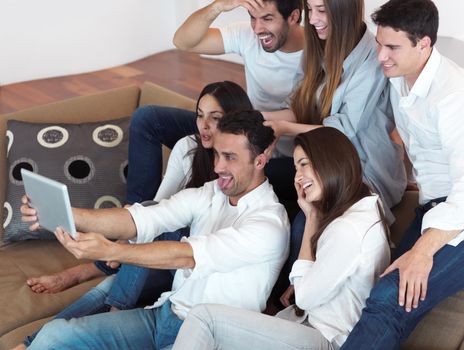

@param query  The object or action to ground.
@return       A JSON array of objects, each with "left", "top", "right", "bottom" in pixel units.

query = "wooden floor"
[{"left": 0, "top": 50, "right": 246, "bottom": 115}]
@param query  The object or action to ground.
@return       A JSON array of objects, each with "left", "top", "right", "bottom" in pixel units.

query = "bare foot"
[
  {"left": 26, "top": 262, "right": 105, "bottom": 294},
  {"left": 9, "top": 343, "right": 26, "bottom": 350}
]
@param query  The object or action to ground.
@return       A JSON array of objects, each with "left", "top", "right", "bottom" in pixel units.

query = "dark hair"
[
  {"left": 294, "top": 127, "right": 388, "bottom": 257},
  {"left": 186, "top": 81, "right": 253, "bottom": 188},
  {"left": 217, "top": 110, "right": 275, "bottom": 159},
  {"left": 371, "top": 0, "right": 439, "bottom": 46},
  {"left": 265, "top": 0, "right": 303, "bottom": 22}
]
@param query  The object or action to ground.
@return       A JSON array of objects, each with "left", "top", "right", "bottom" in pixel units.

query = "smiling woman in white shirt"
[{"left": 171, "top": 127, "right": 391, "bottom": 350}]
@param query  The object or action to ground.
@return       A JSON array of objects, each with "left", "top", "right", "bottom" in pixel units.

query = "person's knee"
[
  {"left": 130, "top": 105, "right": 157, "bottom": 131},
  {"left": 366, "top": 274, "right": 401, "bottom": 312}
]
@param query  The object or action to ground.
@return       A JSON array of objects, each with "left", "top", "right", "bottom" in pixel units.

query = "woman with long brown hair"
[
  {"left": 172, "top": 127, "right": 391, "bottom": 350},
  {"left": 266, "top": 0, "right": 406, "bottom": 304},
  {"left": 265, "top": 0, "right": 404, "bottom": 214}
]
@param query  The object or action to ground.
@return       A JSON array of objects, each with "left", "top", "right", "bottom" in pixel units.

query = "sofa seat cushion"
[
  {"left": 403, "top": 290, "right": 464, "bottom": 349},
  {"left": 0, "top": 317, "right": 52, "bottom": 350},
  {"left": 0, "top": 240, "right": 103, "bottom": 338}
]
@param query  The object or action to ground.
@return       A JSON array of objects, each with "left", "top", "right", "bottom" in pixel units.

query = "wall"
[
  {"left": 0, "top": 0, "right": 178, "bottom": 85},
  {"left": 0, "top": 0, "right": 462, "bottom": 86}
]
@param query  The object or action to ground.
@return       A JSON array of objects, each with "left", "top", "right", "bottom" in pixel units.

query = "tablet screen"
[{"left": 21, "top": 169, "right": 77, "bottom": 239}]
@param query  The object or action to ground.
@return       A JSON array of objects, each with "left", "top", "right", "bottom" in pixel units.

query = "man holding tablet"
[{"left": 19, "top": 111, "right": 290, "bottom": 350}]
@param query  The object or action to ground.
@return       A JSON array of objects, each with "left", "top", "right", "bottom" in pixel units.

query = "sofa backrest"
[{"left": 0, "top": 85, "right": 141, "bottom": 240}]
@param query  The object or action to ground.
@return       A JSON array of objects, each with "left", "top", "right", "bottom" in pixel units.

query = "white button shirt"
[
  {"left": 390, "top": 49, "right": 464, "bottom": 245},
  {"left": 127, "top": 179, "right": 290, "bottom": 319},
  {"left": 278, "top": 195, "right": 390, "bottom": 349}
]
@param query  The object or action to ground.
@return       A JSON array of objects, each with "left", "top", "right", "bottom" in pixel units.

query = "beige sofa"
[{"left": 0, "top": 82, "right": 463, "bottom": 349}]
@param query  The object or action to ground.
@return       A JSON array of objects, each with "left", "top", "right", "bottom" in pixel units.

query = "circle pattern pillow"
[{"left": 3, "top": 116, "right": 130, "bottom": 242}]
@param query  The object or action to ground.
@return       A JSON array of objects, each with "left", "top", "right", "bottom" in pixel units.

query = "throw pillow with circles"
[{"left": 3, "top": 116, "right": 130, "bottom": 243}]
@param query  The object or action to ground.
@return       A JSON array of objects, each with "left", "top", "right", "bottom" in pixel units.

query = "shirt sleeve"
[
  {"left": 128, "top": 187, "right": 204, "bottom": 243},
  {"left": 422, "top": 91, "right": 464, "bottom": 233},
  {"left": 219, "top": 22, "right": 249, "bottom": 55},
  {"left": 154, "top": 136, "right": 195, "bottom": 202},
  {"left": 185, "top": 210, "right": 289, "bottom": 279},
  {"left": 289, "top": 220, "right": 362, "bottom": 310}
]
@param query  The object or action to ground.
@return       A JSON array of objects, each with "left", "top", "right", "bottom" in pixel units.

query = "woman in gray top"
[{"left": 266, "top": 0, "right": 406, "bottom": 304}]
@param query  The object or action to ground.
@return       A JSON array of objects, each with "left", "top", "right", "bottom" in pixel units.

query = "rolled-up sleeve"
[{"left": 127, "top": 188, "right": 201, "bottom": 243}]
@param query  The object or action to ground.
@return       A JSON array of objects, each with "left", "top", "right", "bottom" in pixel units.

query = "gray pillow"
[{"left": 3, "top": 117, "right": 130, "bottom": 243}]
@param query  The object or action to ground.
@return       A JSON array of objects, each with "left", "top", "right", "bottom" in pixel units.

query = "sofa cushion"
[
  {"left": 0, "top": 240, "right": 104, "bottom": 339},
  {"left": 3, "top": 117, "right": 130, "bottom": 243},
  {"left": 402, "top": 290, "right": 464, "bottom": 350},
  {"left": 0, "top": 84, "right": 140, "bottom": 243}
]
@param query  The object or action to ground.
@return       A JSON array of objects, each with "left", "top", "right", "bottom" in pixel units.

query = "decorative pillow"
[{"left": 3, "top": 117, "right": 130, "bottom": 243}]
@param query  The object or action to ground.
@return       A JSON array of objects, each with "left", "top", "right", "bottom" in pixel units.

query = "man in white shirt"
[
  {"left": 128, "top": 0, "right": 304, "bottom": 204},
  {"left": 341, "top": 1, "right": 464, "bottom": 349},
  {"left": 24, "top": 0, "right": 303, "bottom": 306},
  {"left": 23, "top": 111, "right": 290, "bottom": 350}
]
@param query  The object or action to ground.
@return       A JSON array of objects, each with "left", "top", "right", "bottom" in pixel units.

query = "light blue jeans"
[
  {"left": 23, "top": 228, "right": 188, "bottom": 347},
  {"left": 172, "top": 304, "right": 333, "bottom": 350},
  {"left": 28, "top": 300, "right": 183, "bottom": 350}
]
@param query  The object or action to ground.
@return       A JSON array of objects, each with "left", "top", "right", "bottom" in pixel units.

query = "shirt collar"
[
  {"left": 409, "top": 48, "right": 441, "bottom": 98},
  {"left": 390, "top": 48, "right": 442, "bottom": 98},
  {"left": 213, "top": 178, "right": 273, "bottom": 212}
]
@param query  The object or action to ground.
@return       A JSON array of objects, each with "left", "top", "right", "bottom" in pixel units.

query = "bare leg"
[
  {"left": 9, "top": 344, "right": 26, "bottom": 350},
  {"left": 26, "top": 262, "right": 105, "bottom": 293}
]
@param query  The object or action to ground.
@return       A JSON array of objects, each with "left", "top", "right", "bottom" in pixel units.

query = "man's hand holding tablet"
[{"left": 20, "top": 169, "right": 77, "bottom": 239}]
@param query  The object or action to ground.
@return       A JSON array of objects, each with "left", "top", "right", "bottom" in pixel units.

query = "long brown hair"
[
  {"left": 186, "top": 81, "right": 253, "bottom": 188},
  {"left": 291, "top": 0, "right": 365, "bottom": 124},
  {"left": 294, "top": 127, "right": 388, "bottom": 257}
]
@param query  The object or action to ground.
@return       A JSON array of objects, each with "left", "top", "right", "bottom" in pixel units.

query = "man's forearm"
[
  {"left": 412, "top": 227, "right": 461, "bottom": 257},
  {"left": 73, "top": 207, "right": 136, "bottom": 240},
  {"left": 107, "top": 241, "right": 195, "bottom": 270},
  {"left": 172, "top": 2, "right": 223, "bottom": 51},
  {"left": 262, "top": 109, "right": 297, "bottom": 123},
  {"left": 298, "top": 219, "right": 317, "bottom": 261}
]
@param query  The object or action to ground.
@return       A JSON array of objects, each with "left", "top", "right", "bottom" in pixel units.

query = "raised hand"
[
  {"left": 294, "top": 180, "right": 319, "bottom": 223},
  {"left": 280, "top": 285, "right": 295, "bottom": 307},
  {"left": 214, "top": 0, "right": 265, "bottom": 13}
]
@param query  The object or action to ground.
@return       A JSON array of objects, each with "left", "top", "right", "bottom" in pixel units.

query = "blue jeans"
[
  {"left": 341, "top": 197, "right": 464, "bottom": 350},
  {"left": 105, "top": 228, "right": 188, "bottom": 310},
  {"left": 28, "top": 300, "right": 183, "bottom": 350},
  {"left": 126, "top": 105, "right": 197, "bottom": 204},
  {"left": 24, "top": 229, "right": 188, "bottom": 346}
]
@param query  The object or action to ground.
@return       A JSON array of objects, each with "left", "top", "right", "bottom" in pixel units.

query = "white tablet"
[{"left": 21, "top": 169, "right": 77, "bottom": 239}]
